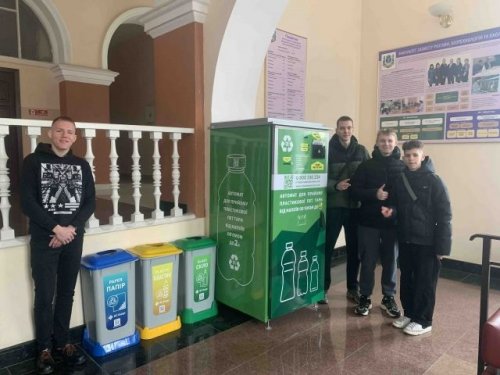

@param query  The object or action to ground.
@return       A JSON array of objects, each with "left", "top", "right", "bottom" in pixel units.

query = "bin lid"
[
  {"left": 174, "top": 236, "right": 216, "bottom": 251},
  {"left": 81, "top": 249, "right": 138, "bottom": 270},
  {"left": 128, "top": 242, "right": 182, "bottom": 258}
]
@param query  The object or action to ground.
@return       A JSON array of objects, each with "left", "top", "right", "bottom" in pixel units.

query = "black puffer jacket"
[
  {"left": 327, "top": 134, "right": 370, "bottom": 208},
  {"left": 389, "top": 157, "right": 452, "bottom": 255},
  {"left": 350, "top": 146, "right": 404, "bottom": 228}
]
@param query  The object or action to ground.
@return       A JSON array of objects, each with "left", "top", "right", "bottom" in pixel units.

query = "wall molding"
[
  {"left": 139, "top": 0, "right": 210, "bottom": 38},
  {"left": 51, "top": 64, "right": 119, "bottom": 86}
]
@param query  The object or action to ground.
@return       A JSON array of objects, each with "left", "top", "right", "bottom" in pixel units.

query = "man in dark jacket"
[
  {"left": 382, "top": 140, "right": 452, "bottom": 336},
  {"left": 323, "top": 116, "right": 370, "bottom": 304},
  {"left": 21, "top": 116, "right": 95, "bottom": 374},
  {"left": 350, "top": 129, "right": 404, "bottom": 317}
]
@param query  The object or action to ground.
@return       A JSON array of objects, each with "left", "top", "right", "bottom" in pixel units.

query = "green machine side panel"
[{"left": 210, "top": 125, "right": 271, "bottom": 322}]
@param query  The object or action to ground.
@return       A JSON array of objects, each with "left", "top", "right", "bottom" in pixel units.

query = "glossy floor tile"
[{"left": 3, "top": 263, "right": 500, "bottom": 374}]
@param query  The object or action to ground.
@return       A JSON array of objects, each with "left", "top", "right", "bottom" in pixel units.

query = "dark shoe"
[
  {"left": 346, "top": 289, "right": 360, "bottom": 303},
  {"left": 318, "top": 296, "right": 328, "bottom": 305},
  {"left": 36, "top": 349, "right": 55, "bottom": 375},
  {"left": 354, "top": 295, "right": 372, "bottom": 316},
  {"left": 54, "top": 344, "right": 86, "bottom": 366},
  {"left": 381, "top": 295, "right": 401, "bottom": 318}
]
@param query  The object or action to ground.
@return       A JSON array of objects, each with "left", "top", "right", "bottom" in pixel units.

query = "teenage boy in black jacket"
[
  {"left": 382, "top": 140, "right": 452, "bottom": 336},
  {"left": 350, "top": 129, "right": 404, "bottom": 318},
  {"left": 323, "top": 116, "right": 370, "bottom": 304},
  {"left": 21, "top": 116, "right": 95, "bottom": 374}
]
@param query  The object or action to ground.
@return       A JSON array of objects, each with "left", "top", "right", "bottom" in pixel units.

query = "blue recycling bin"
[{"left": 80, "top": 249, "right": 140, "bottom": 357}]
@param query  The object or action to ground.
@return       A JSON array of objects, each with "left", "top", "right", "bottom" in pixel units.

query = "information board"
[
  {"left": 378, "top": 27, "right": 500, "bottom": 142},
  {"left": 266, "top": 29, "right": 307, "bottom": 121}
]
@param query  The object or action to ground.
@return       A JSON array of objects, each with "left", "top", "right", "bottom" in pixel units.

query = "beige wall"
[
  {"left": 51, "top": 0, "right": 153, "bottom": 68},
  {"left": 256, "top": 0, "right": 363, "bottom": 130},
  {"left": 0, "top": 58, "right": 59, "bottom": 119},
  {"left": 359, "top": 0, "right": 500, "bottom": 263}
]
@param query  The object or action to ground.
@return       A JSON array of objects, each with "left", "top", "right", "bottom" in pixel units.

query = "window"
[{"left": 0, "top": 0, "right": 53, "bottom": 62}]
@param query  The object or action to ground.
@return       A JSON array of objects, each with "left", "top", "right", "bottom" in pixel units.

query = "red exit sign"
[{"left": 28, "top": 109, "right": 49, "bottom": 116}]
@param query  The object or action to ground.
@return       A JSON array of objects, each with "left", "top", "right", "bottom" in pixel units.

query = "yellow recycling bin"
[{"left": 128, "top": 243, "right": 182, "bottom": 339}]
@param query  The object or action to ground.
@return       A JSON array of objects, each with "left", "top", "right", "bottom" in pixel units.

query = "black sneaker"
[
  {"left": 381, "top": 295, "right": 401, "bottom": 318},
  {"left": 53, "top": 344, "right": 86, "bottom": 366},
  {"left": 36, "top": 349, "right": 55, "bottom": 375},
  {"left": 346, "top": 289, "right": 360, "bottom": 303},
  {"left": 354, "top": 295, "right": 372, "bottom": 316}
]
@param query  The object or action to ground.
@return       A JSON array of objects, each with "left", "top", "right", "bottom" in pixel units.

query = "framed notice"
[
  {"left": 378, "top": 26, "right": 500, "bottom": 143},
  {"left": 266, "top": 29, "right": 307, "bottom": 121}
]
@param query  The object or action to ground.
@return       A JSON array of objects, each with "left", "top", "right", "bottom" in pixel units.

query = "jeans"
[
  {"left": 31, "top": 235, "right": 84, "bottom": 351},
  {"left": 357, "top": 225, "right": 398, "bottom": 297},
  {"left": 324, "top": 207, "right": 360, "bottom": 292}
]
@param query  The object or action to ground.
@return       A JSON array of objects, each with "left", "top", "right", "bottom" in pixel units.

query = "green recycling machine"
[{"left": 210, "top": 118, "right": 328, "bottom": 323}]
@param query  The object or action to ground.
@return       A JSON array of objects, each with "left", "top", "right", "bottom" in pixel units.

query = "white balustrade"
[
  {"left": 27, "top": 126, "right": 41, "bottom": 152},
  {"left": 150, "top": 131, "right": 164, "bottom": 220},
  {"left": 169, "top": 132, "right": 183, "bottom": 217},
  {"left": 0, "top": 126, "right": 14, "bottom": 240},
  {"left": 83, "top": 128, "right": 99, "bottom": 228},
  {"left": 0, "top": 118, "right": 194, "bottom": 244},
  {"left": 129, "top": 131, "right": 144, "bottom": 223},
  {"left": 107, "top": 129, "right": 123, "bottom": 226}
]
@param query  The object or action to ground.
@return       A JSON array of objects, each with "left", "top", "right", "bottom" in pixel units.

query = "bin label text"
[{"left": 103, "top": 272, "right": 128, "bottom": 330}]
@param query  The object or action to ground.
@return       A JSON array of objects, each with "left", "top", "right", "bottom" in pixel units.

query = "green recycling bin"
[
  {"left": 80, "top": 249, "right": 140, "bottom": 357},
  {"left": 128, "top": 243, "right": 182, "bottom": 339},
  {"left": 175, "top": 236, "right": 218, "bottom": 324}
]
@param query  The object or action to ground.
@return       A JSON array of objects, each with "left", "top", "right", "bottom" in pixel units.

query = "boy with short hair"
[
  {"left": 381, "top": 140, "right": 452, "bottom": 336},
  {"left": 22, "top": 116, "right": 95, "bottom": 373},
  {"left": 350, "top": 129, "right": 404, "bottom": 317}
]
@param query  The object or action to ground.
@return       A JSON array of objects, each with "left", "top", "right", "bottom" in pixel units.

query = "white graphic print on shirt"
[{"left": 41, "top": 163, "right": 82, "bottom": 215}]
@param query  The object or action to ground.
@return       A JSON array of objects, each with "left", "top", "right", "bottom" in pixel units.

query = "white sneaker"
[
  {"left": 403, "top": 322, "right": 432, "bottom": 336},
  {"left": 392, "top": 316, "right": 411, "bottom": 329}
]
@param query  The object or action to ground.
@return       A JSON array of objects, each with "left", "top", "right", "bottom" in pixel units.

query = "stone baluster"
[
  {"left": 27, "top": 126, "right": 41, "bottom": 152},
  {"left": 150, "top": 131, "right": 164, "bottom": 220},
  {"left": 169, "top": 132, "right": 183, "bottom": 217},
  {"left": 83, "top": 128, "right": 99, "bottom": 228},
  {"left": 0, "top": 126, "right": 14, "bottom": 240},
  {"left": 129, "top": 131, "right": 144, "bottom": 223},
  {"left": 107, "top": 130, "right": 122, "bottom": 225}
]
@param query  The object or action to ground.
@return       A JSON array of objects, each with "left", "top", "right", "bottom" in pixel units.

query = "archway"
[{"left": 210, "top": 0, "right": 289, "bottom": 122}]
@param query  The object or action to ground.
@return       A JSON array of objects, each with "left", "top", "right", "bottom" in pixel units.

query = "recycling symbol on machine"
[
  {"left": 281, "top": 135, "right": 293, "bottom": 152},
  {"left": 229, "top": 254, "right": 240, "bottom": 271}
]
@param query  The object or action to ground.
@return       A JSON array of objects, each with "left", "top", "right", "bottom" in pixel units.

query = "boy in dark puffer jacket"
[
  {"left": 350, "top": 129, "right": 404, "bottom": 318},
  {"left": 382, "top": 140, "right": 452, "bottom": 336}
]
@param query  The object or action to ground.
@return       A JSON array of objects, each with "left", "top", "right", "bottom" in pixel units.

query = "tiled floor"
[{"left": 3, "top": 263, "right": 500, "bottom": 374}]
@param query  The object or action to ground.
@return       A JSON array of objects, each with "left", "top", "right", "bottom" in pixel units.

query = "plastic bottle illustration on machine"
[
  {"left": 216, "top": 154, "right": 256, "bottom": 286},
  {"left": 280, "top": 242, "right": 297, "bottom": 302},
  {"left": 297, "top": 250, "right": 309, "bottom": 296},
  {"left": 309, "top": 255, "right": 319, "bottom": 292}
]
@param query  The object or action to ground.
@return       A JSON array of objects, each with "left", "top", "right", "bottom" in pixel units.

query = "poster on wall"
[
  {"left": 378, "top": 26, "right": 500, "bottom": 143},
  {"left": 266, "top": 29, "right": 307, "bottom": 121}
]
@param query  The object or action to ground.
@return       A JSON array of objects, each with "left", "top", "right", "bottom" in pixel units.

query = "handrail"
[
  {"left": 470, "top": 233, "right": 500, "bottom": 375},
  {"left": 0, "top": 118, "right": 194, "bottom": 134}
]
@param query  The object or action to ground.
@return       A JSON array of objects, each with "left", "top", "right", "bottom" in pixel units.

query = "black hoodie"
[
  {"left": 21, "top": 143, "right": 96, "bottom": 240},
  {"left": 388, "top": 156, "right": 452, "bottom": 256},
  {"left": 350, "top": 146, "right": 405, "bottom": 228}
]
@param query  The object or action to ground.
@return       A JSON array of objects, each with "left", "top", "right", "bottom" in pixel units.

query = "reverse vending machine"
[{"left": 210, "top": 118, "right": 328, "bottom": 323}]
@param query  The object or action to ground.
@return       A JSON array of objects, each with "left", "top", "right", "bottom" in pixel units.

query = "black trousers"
[
  {"left": 358, "top": 225, "right": 398, "bottom": 297},
  {"left": 324, "top": 207, "right": 359, "bottom": 292},
  {"left": 399, "top": 243, "right": 441, "bottom": 328},
  {"left": 30, "top": 235, "right": 84, "bottom": 351}
]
